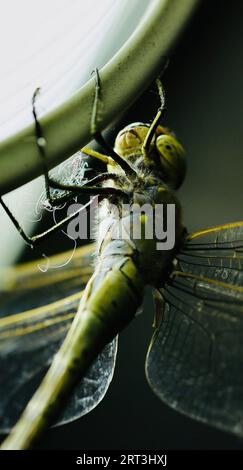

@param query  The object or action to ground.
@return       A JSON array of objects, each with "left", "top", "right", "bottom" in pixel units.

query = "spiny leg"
[
  {"left": 2, "top": 68, "right": 135, "bottom": 246},
  {"left": 1, "top": 195, "right": 102, "bottom": 247},
  {"left": 80, "top": 171, "right": 120, "bottom": 185},
  {"left": 44, "top": 179, "right": 128, "bottom": 198},
  {"left": 32, "top": 89, "right": 75, "bottom": 208},
  {"left": 1, "top": 93, "right": 130, "bottom": 246},
  {"left": 142, "top": 78, "right": 166, "bottom": 158},
  {"left": 0, "top": 82, "right": 132, "bottom": 246},
  {"left": 0, "top": 176, "right": 107, "bottom": 246},
  {"left": 0, "top": 196, "right": 36, "bottom": 246},
  {"left": 32, "top": 89, "right": 83, "bottom": 208},
  {"left": 32, "top": 88, "right": 53, "bottom": 204},
  {"left": 0, "top": 176, "right": 128, "bottom": 246},
  {"left": 33, "top": 70, "right": 135, "bottom": 192},
  {"left": 0, "top": 196, "right": 93, "bottom": 246},
  {"left": 90, "top": 68, "right": 137, "bottom": 179},
  {"left": 32, "top": 87, "right": 131, "bottom": 200}
]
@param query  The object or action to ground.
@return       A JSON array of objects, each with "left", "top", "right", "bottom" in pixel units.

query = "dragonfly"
[{"left": 0, "top": 70, "right": 243, "bottom": 449}]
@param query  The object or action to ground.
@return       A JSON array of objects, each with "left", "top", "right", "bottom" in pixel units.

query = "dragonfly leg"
[
  {"left": 0, "top": 196, "right": 95, "bottom": 246},
  {"left": 32, "top": 88, "right": 56, "bottom": 207},
  {"left": 47, "top": 178, "right": 128, "bottom": 198},
  {"left": 81, "top": 146, "right": 117, "bottom": 169},
  {"left": 33, "top": 85, "right": 131, "bottom": 198},
  {"left": 1, "top": 77, "right": 133, "bottom": 246},
  {"left": 49, "top": 169, "right": 129, "bottom": 192},
  {"left": 32, "top": 89, "right": 96, "bottom": 209},
  {"left": 75, "top": 172, "right": 125, "bottom": 186},
  {"left": 142, "top": 78, "right": 166, "bottom": 158},
  {"left": 0, "top": 196, "right": 36, "bottom": 246},
  {"left": 0, "top": 172, "right": 129, "bottom": 246},
  {"left": 90, "top": 69, "right": 136, "bottom": 179}
]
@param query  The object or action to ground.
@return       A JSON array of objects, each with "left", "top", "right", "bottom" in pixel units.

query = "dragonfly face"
[
  {"left": 114, "top": 122, "right": 186, "bottom": 189},
  {"left": 100, "top": 121, "right": 185, "bottom": 286}
]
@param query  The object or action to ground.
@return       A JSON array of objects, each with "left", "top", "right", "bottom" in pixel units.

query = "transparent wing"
[
  {"left": 146, "top": 222, "right": 243, "bottom": 437},
  {"left": 0, "top": 243, "right": 117, "bottom": 432},
  {"left": 0, "top": 243, "right": 94, "bottom": 312}
]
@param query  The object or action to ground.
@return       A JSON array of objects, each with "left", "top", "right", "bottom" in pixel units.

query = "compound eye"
[
  {"left": 114, "top": 124, "right": 151, "bottom": 157},
  {"left": 156, "top": 134, "right": 186, "bottom": 189},
  {"left": 115, "top": 130, "right": 141, "bottom": 152}
]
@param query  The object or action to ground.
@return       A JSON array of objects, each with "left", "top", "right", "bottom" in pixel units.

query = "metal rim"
[{"left": 0, "top": 0, "right": 199, "bottom": 194}]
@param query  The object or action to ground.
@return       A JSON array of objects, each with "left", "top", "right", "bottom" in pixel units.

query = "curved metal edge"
[{"left": 0, "top": 0, "right": 199, "bottom": 194}]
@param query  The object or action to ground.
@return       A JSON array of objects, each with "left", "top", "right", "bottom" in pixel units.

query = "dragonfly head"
[{"left": 114, "top": 123, "right": 186, "bottom": 189}]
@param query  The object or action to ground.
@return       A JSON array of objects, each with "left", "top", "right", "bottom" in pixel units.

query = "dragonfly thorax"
[
  {"left": 114, "top": 122, "right": 186, "bottom": 190},
  {"left": 98, "top": 179, "right": 184, "bottom": 286}
]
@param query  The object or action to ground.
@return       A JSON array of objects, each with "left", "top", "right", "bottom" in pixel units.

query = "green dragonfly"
[{"left": 0, "top": 72, "right": 243, "bottom": 449}]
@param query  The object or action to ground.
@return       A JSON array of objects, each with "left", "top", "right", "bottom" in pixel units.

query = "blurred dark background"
[{"left": 3, "top": 0, "right": 243, "bottom": 450}]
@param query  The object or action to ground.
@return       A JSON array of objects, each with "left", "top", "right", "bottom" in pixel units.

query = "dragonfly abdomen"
[{"left": 0, "top": 244, "right": 144, "bottom": 449}]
